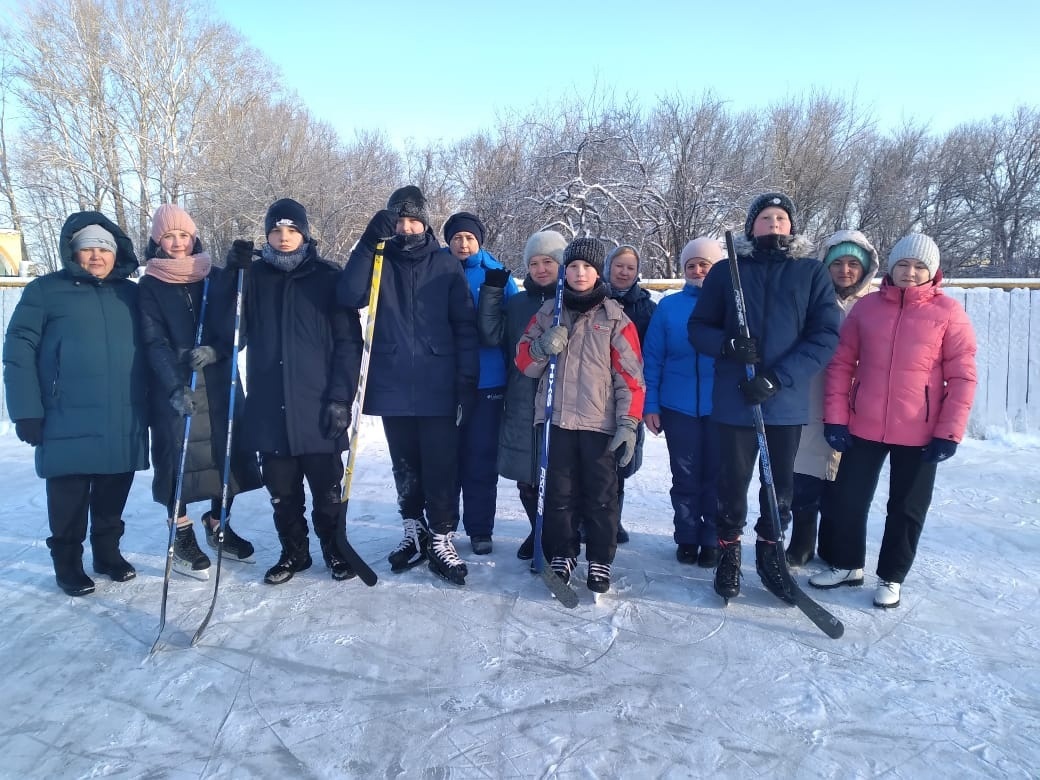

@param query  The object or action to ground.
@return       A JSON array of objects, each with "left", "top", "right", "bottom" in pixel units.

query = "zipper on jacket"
[
  {"left": 51, "top": 341, "right": 62, "bottom": 398},
  {"left": 924, "top": 385, "right": 930, "bottom": 422}
]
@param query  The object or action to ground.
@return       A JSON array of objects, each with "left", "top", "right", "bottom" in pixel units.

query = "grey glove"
[
  {"left": 609, "top": 417, "right": 640, "bottom": 468},
  {"left": 170, "top": 386, "right": 200, "bottom": 417},
  {"left": 530, "top": 325, "right": 568, "bottom": 360},
  {"left": 188, "top": 346, "right": 219, "bottom": 370}
]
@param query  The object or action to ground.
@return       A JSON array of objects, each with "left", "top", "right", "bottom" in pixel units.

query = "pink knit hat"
[{"left": 150, "top": 204, "right": 197, "bottom": 243}]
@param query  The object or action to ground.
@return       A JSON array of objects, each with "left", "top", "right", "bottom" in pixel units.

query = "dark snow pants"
[
  {"left": 46, "top": 472, "right": 135, "bottom": 558},
  {"left": 260, "top": 453, "right": 343, "bottom": 546},
  {"left": 382, "top": 415, "right": 459, "bottom": 534},
  {"left": 661, "top": 407, "right": 720, "bottom": 547},
  {"left": 454, "top": 387, "right": 504, "bottom": 538}
]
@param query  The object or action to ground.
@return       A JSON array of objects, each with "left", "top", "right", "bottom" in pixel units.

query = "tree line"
[{"left": 2, "top": 0, "right": 1038, "bottom": 278}]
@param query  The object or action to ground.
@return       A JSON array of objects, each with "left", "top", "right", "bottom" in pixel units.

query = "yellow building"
[{"left": 0, "top": 230, "right": 21, "bottom": 275}]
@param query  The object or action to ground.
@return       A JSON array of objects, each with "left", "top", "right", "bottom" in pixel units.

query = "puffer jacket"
[
  {"left": 516, "top": 282, "right": 645, "bottom": 434},
  {"left": 794, "top": 230, "right": 879, "bottom": 479},
  {"left": 823, "top": 271, "right": 977, "bottom": 447},
  {"left": 453, "top": 246, "right": 519, "bottom": 389},
  {"left": 644, "top": 284, "right": 714, "bottom": 418}
]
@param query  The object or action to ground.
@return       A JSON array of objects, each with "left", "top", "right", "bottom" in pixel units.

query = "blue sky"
[{"left": 211, "top": 0, "right": 1040, "bottom": 147}]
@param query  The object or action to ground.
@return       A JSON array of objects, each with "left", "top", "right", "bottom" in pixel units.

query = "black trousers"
[
  {"left": 543, "top": 426, "right": 619, "bottom": 564},
  {"left": 167, "top": 496, "right": 234, "bottom": 522},
  {"left": 716, "top": 423, "right": 801, "bottom": 542},
  {"left": 382, "top": 416, "right": 459, "bottom": 534},
  {"left": 817, "top": 436, "right": 937, "bottom": 583},
  {"left": 46, "top": 472, "right": 135, "bottom": 553},
  {"left": 260, "top": 452, "right": 343, "bottom": 544}
]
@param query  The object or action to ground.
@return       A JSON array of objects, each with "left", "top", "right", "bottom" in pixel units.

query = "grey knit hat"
[
  {"left": 71, "top": 224, "right": 117, "bottom": 253},
  {"left": 888, "top": 233, "right": 940, "bottom": 278},
  {"left": 563, "top": 237, "right": 606, "bottom": 276},
  {"left": 523, "top": 230, "right": 567, "bottom": 266}
]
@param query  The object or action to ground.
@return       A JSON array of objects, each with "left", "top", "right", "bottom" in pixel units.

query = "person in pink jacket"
[{"left": 809, "top": 233, "right": 977, "bottom": 608}]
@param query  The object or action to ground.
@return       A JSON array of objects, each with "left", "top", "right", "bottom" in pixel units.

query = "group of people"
[{"left": 2, "top": 188, "right": 977, "bottom": 611}]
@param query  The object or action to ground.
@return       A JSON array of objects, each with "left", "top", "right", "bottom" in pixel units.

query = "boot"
[
  {"left": 470, "top": 535, "right": 493, "bottom": 555},
  {"left": 319, "top": 537, "right": 356, "bottom": 582},
  {"left": 587, "top": 561, "right": 611, "bottom": 594},
  {"left": 428, "top": 531, "right": 467, "bottom": 585},
  {"left": 676, "top": 544, "right": 699, "bottom": 565},
  {"left": 49, "top": 541, "right": 95, "bottom": 597},
  {"left": 785, "top": 507, "right": 818, "bottom": 567},
  {"left": 755, "top": 539, "right": 796, "bottom": 605},
  {"left": 172, "top": 522, "right": 212, "bottom": 580},
  {"left": 91, "top": 520, "right": 136, "bottom": 582},
  {"left": 696, "top": 545, "right": 719, "bottom": 568},
  {"left": 874, "top": 580, "right": 901, "bottom": 608},
  {"left": 809, "top": 567, "right": 864, "bottom": 589},
  {"left": 714, "top": 537, "right": 742, "bottom": 601},
  {"left": 388, "top": 517, "right": 430, "bottom": 572},
  {"left": 202, "top": 512, "right": 255, "bottom": 562},
  {"left": 264, "top": 537, "right": 313, "bottom": 585}
]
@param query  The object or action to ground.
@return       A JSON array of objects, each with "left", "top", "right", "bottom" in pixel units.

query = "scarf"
[
  {"left": 144, "top": 250, "right": 212, "bottom": 284},
  {"left": 563, "top": 279, "right": 607, "bottom": 313},
  {"left": 261, "top": 243, "right": 307, "bottom": 273}
]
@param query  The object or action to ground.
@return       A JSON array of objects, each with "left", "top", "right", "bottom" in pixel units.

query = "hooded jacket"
[
  {"left": 644, "top": 284, "right": 715, "bottom": 418},
  {"left": 450, "top": 246, "right": 519, "bottom": 389},
  {"left": 824, "top": 271, "right": 977, "bottom": 447},
  {"left": 3, "top": 211, "right": 149, "bottom": 478}
]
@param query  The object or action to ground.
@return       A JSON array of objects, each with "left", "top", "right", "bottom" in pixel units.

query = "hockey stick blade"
[
  {"left": 791, "top": 581, "right": 844, "bottom": 639},
  {"left": 335, "top": 502, "right": 377, "bottom": 586},
  {"left": 539, "top": 567, "right": 579, "bottom": 608}
]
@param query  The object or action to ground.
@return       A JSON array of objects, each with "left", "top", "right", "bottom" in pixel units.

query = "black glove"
[
  {"left": 529, "top": 325, "right": 568, "bottom": 360},
  {"left": 226, "top": 239, "right": 255, "bottom": 272},
  {"left": 483, "top": 268, "right": 511, "bottom": 288},
  {"left": 739, "top": 371, "right": 779, "bottom": 405},
  {"left": 15, "top": 418, "right": 43, "bottom": 446},
  {"left": 722, "top": 335, "right": 760, "bottom": 364},
  {"left": 824, "top": 423, "right": 853, "bottom": 453},
  {"left": 187, "top": 346, "right": 219, "bottom": 370},
  {"left": 361, "top": 209, "right": 398, "bottom": 246},
  {"left": 922, "top": 438, "right": 958, "bottom": 464},
  {"left": 456, "top": 382, "right": 478, "bottom": 428},
  {"left": 169, "top": 386, "right": 200, "bottom": 417},
  {"left": 321, "top": 400, "right": 351, "bottom": 440}
]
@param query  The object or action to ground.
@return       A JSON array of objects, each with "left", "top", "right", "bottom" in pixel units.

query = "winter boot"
[
  {"left": 319, "top": 537, "right": 356, "bottom": 582},
  {"left": 91, "top": 521, "right": 136, "bottom": 582},
  {"left": 808, "top": 567, "right": 864, "bottom": 589},
  {"left": 755, "top": 539, "right": 796, "bottom": 605},
  {"left": 785, "top": 507, "right": 818, "bottom": 567},
  {"left": 676, "top": 544, "right": 699, "bottom": 565},
  {"left": 172, "top": 522, "right": 212, "bottom": 581},
  {"left": 388, "top": 517, "right": 430, "bottom": 573},
  {"left": 550, "top": 556, "right": 578, "bottom": 585},
  {"left": 517, "top": 484, "right": 538, "bottom": 560},
  {"left": 49, "top": 541, "right": 95, "bottom": 597},
  {"left": 470, "top": 535, "right": 493, "bottom": 555},
  {"left": 713, "top": 537, "right": 742, "bottom": 601},
  {"left": 264, "top": 539, "right": 313, "bottom": 585},
  {"left": 697, "top": 545, "right": 719, "bottom": 568},
  {"left": 202, "top": 512, "right": 255, "bottom": 563},
  {"left": 616, "top": 524, "right": 630, "bottom": 544},
  {"left": 517, "top": 534, "right": 535, "bottom": 561},
  {"left": 428, "top": 531, "right": 467, "bottom": 585},
  {"left": 587, "top": 561, "right": 611, "bottom": 594},
  {"left": 873, "top": 580, "right": 901, "bottom": 608}
]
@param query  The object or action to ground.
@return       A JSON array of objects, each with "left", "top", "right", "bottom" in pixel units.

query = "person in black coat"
[
  {"left": 233, "top": 198, "right": 363, "bottom": 585},
  {"left": 337, "top": 186, "right": 479, "bottom": 586},
  {"left": 138, "top": 204, "right": 262, "bottom": 581},
  {"left": 688, "top": 193, "right": 840, "bottom": 605},
  {"left": 603, "top": 245, "right": 656, "bottom": 543}
]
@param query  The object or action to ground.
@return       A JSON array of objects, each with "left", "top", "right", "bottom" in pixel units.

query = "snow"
[{"left": 2, "top": 420, "right": 1039, "bottom": 778}]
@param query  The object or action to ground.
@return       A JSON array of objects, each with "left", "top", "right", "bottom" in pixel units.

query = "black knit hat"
[
  {"left": 443, "top": 212, "right": 485, "bottom": 245},
  {"left": 265, "top": 198, "right": 310, "bottom": 242},
  {"left": 563, "top": 237, "right": 606, "bottom": 276},
  {"left": 744, "top": 192, "right": 797, "bottom": 239},
  {"left": 387, "top": 185, "right": 430, "bottom": 228}
]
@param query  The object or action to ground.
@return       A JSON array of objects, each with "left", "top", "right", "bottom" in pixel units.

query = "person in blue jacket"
[
  {"left": 442, "top": 212, "right": 519, "bottom": 555},
  {"left": 688, "top": 193, "right": 840, "bottom": 604},
  {"left": 642, "top": 237, "right": 724, "bottom": 567},
  {"left": 338, "top": 187, "right": 479, "bottom": 586}
]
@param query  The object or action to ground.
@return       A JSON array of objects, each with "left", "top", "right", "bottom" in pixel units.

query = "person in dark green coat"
[{"left": 2, "top": 211, "right": 149, "bottom": 597}]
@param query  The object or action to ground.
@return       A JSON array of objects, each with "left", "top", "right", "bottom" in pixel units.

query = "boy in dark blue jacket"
[
  {"left": 688, "top": 193, "right": 839, "bottom": 604},
  {"left": 338, "top": 187, "right": 479, "bottom": 585}
]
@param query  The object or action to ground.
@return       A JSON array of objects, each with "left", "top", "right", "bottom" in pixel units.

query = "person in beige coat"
[
  {"left": 786, "top": 229, "right": 879, "bottom": 566},
  {"left": 516, "top": 237, "right": 645, "bottom": 594}
]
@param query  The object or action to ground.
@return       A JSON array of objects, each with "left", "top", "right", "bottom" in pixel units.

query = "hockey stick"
[
  {"left": 151, "top": 276, "right": 210, "bottom": 654},
  {"left": 330, "top": 241, "right": 387, "bottom": 587},
  {"left": 532, "top": 263, "right": 579, "bottom": 608},
  {"left": 724, "top": 230, "right": 843, "bottom": 639},
  {"left": 192, "top": 267, "right": 247, "bottom": 645}
]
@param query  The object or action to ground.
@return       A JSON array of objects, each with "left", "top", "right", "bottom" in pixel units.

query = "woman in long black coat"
[{"left": 138, "top": 204, "right": 261, "bottom": 580}]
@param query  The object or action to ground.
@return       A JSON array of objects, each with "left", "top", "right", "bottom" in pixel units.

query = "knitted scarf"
[
  {"left": 144, "top": 250, "right": 212, "bottom": 284},
  {"left": 261, "top": 243, "right": 307, "bottom": 273}
]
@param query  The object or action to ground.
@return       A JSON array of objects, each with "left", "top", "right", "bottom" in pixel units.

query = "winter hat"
[
  {"left": 265, "top": 198, "right": 310, "bottom": 242},
  {"left": 443, "top": 212, "right": 485, "bottom": 245},
  {"left": 888, "top": 232, "right": 940, "bottom": 278},
  {"left": 150, "top": 203, "right": 197, "bottom": 243},
  {"left": 563, "top": 237, "right": 605, "bottom": 276},
  {"left": 523, "top": 230, "right": 567, "bottom": 266},
  {"left": 744, "top": 192, "right": 798, "bottom": 238},
  {"left": 605, "top": 245, "right": 641, "bottom": 281},
  {"left": 71, "top": 224, "right": 117, "bottom": 253},
  {"left": 387, "top": 185, "right": 430, "bottom": 228},
  {"left": 824, "top": 241, "right": 871, "bottom": 272},
  {"left": 680, "top": 237, "right": 725, "bottom": 267}
]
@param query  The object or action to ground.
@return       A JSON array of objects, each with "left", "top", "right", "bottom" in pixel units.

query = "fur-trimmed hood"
[{"left": 731, "top": 233, "right": 814, "bottom": 259}]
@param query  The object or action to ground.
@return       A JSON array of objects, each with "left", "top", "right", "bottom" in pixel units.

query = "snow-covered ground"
[{"left": 1, "top": 419, "right": 1038, "bottom": 778}]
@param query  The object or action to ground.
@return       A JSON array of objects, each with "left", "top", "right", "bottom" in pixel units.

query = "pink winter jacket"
[{"left": 823, "top": 272, "right": 977, "bottom": 447}]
